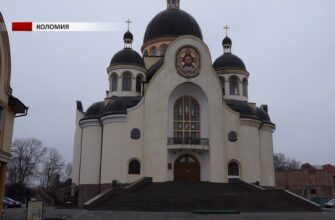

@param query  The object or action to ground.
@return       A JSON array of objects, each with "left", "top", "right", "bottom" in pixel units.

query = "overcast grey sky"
[{"left": 1, "top": 0, "right": 335, "bottom": 164}]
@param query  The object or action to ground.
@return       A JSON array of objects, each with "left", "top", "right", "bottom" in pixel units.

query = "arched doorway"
[{"left": 174, "top": 155, "right": 200, "bottom": 181}]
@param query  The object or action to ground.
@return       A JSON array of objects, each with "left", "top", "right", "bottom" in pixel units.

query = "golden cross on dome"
[
  {"left": 126, "top": 19, "right": 132, "bottom": 31},
  {"left": 224, "top": 24, "right": 230, "bottom": 36}
]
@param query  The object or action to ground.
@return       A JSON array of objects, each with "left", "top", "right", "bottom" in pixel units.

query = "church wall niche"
[{"left": 167, "top": 82, "right": 209, "bottom": 140}]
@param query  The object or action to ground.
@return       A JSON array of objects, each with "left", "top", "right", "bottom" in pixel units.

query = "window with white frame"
[
  {"left": 160, "top": 44, "right": 168, "bottom": 56},
  {"left": 122, "top": 72, "right": 132, "bottom": 91},
  {"left": 111, "top": 73, "right": 118, "bottom": 92},
  {"left": 229, "top": 76, "right": 239, "bottom": 95},
  {"left": 228, "top": 161, "right": 240, "bottom": 178},
  {"left": 242, "top": 78, "right": 248, "bottom": 97},
  {"left": 128, "top": 159, "right": 141, "bottom": 175},
  {"left": 220, "top": 77, "right": 225, "bottom": 95},
  {"left": 136, "top": 75, "right": 143, "bottom": 93},
  {"left": 150, "top": 47, "right": 158, "bottom": 56}
]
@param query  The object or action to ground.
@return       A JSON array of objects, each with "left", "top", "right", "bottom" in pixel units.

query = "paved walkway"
[{"left": 1, "top": 207, "right": 335, "bottom": 220}]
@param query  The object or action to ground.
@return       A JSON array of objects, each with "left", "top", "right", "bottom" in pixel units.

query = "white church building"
[{"left": 72, "top": 0, "right": 276, "bottom": 203}]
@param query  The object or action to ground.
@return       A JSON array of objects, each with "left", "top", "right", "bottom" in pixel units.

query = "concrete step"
[{"left": 87, "top": 179, "right": 321, "bottom": 212}]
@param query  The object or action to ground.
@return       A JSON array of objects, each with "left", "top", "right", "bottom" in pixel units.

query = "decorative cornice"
[
  {"left": 107, "top": 65, "right": 146, "bottom": 74},
  {"left": 260, "top": 123, "right": 276, "bottom": 132},
  {"left": 217, "top": 69, "right": 250, "bottom": 77},
  {"left": 240, "top": 118, "right": 261, "bottom": 128},
  {"left": 79, "top": 119, "right": 101, "bottom": 128},
  {"left": 100, "top": 114, "right": 127, "bottom": 125}
]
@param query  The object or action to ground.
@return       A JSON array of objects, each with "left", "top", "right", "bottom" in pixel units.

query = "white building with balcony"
[{"left": 72, "top": 0, "right": 276, "bottom": 204}]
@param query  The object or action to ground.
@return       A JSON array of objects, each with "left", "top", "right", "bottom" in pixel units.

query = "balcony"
[{"left": 167, "top": 137, "right": 210, "bottom": 151}]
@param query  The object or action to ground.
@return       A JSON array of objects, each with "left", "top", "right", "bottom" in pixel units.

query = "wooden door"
[{"left": 174, "top": 155, "right": 200, "bottom": 181}]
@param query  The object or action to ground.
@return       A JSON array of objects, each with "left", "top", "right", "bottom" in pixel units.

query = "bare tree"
[
  {"left": 62, "top": 162, "right": 72, "bottom": 182},
  {"left": 41, "top": 148, "right": 65, "bottom": 190},
  {"left": 274, "top": 153, "right": 301, "bottom": 170},
  {"left": 8, "top": 138, "right": 46, "bottom": 185},
  {"left": 285, "top": 158, "right": 301, "bottom": 170}
]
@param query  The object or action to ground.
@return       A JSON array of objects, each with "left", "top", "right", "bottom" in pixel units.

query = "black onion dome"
[
  {"left": 225, "top": 99, "right": 257, "bottom": 120},
  {"left": 213, "top": 53, "right": 246, "bottom": 71},
  {"left": 143, "top": 9, "right": 203, "bottom": 44},
  {"left": 225, "top": 99, "right": 274, "bottom": 125},
  {"left": 222, "top": 36, "right": 232, "bottom": 45},
  {"left": 82, "top": 97, "right": 142, "bottom": 120},
  {"left": 104, "top": 96, "right": 142, "bottom": 116},
  {"left": 84, "top": 101, "right": 105, "bottom": 119},
  {"left": 110, "top": 48, "right": 145, "bottom": 68},
  {"left": 124, "top": 31, "right": 133, "bottom": 42}
]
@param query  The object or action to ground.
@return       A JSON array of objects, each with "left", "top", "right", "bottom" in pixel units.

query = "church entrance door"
[{"left": 174, "top": 155, "right": 200, "bottom": 181}]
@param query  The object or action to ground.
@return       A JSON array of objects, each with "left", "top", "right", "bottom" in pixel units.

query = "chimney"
[{"left": 260, "top": 105, "right": 268, "bottom": 113}]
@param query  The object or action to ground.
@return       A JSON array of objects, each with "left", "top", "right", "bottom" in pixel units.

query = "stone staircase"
[{"left": 84, "top": 178, "right": 321, "bottom": 212}]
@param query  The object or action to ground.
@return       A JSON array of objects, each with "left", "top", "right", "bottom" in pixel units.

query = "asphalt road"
[{"left": 1, "top": 207, "right": 335, "bottom": 220}]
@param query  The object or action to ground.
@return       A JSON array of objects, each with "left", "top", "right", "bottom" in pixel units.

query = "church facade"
[{"left": 72, "top": 0, "right": 276, "bottom": 204}]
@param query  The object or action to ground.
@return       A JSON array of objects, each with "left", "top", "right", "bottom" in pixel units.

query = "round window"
[
  {"left": 228, "top": 131, "right": 238, "bottom": 142},
  {"left": 131, "top": 128, "right": 141, "bottom": 140}
]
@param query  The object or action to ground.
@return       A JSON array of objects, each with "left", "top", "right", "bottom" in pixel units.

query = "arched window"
[
  {"left": 122, "top": 72, "right": 132, "bottom": 91},
  {"left": 144, "top": 50, "right": 149, "bottom": 56},
  {"left": 242, "top": 78, "right": 248, "bottom": 97},
  {"left": 150, "top": 47, "right": 157, "bottom": 56},
  {"left": 111, "top": 73, "right": 118, "bottom": 92},
  {"left": 160, "top": 44, "right": 168, "bottom": 56},
  {"left": 228, "top": 161, "right": 240, "bottom": 178},
  {"left": 128, "top": 159, "right": 141, "bottom": 175},
  {"left": 229, "top": 76, "right": 239, "bottom": 95},
  {"left": 173, "top": 96, "right": 200, "bottom": 144},
  {"left": 219, "top": 77, "right": 225, "bottom": 95},
  {"left": 136, "top": 75, "right": 143, "bottom": 93}
]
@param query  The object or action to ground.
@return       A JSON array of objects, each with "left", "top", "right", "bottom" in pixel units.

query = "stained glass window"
[{"left": 173, "top": 96, "right": 200, "bottom": 144}]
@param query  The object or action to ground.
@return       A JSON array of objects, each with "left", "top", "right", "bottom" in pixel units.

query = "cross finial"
[
  {"left": 126, "top": 19, "right": 132, "bottom": 31},
  {"left": 224, "top": 24, "right": 230, "bottom": 36}
]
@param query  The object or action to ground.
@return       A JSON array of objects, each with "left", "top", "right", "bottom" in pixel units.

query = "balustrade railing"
[{"left": 167, "top": 137, "right": 209, "bottom": 146}]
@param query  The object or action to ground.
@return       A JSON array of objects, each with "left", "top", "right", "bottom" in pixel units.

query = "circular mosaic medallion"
[
  {"left": 131, "top": 128, "right": 141, "bottom": 140},
  {"left": 176, "top": 46, "right": 200, "bottom": 78},
  {"left": 228, "top": 131, "right": 238, "bottom": 142}
]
